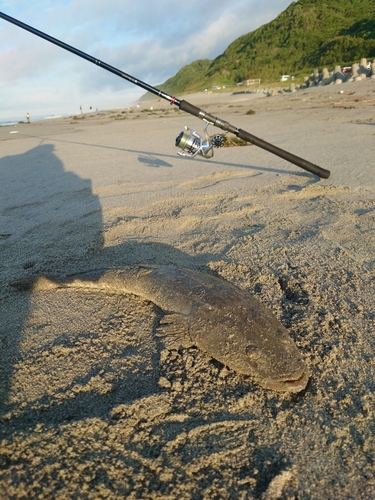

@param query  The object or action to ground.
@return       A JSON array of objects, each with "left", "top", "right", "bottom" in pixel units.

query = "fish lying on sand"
[{"left": 11, "top": 265, "right": 310, "bottom": 392}]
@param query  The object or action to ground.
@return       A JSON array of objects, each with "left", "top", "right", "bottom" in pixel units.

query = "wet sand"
[{"left": 1, "top": 80, "right": 375, "bottom": 499}]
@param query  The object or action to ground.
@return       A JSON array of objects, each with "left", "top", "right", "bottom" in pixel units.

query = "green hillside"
[
  {"left": 150, "top": 0, "right": 375, "bottom": 95},
  {"left": 157, "top": 59, "right": 211, "bottom": 95}
]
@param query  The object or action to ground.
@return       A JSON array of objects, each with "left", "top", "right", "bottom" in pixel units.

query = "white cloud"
[{"left": 0, "top": 0, "right": 292, "bottom": 120}]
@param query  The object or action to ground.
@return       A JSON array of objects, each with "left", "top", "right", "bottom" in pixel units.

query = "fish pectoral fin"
[{"left": 156, "top": 313, "right": 192, "bottom": 349}]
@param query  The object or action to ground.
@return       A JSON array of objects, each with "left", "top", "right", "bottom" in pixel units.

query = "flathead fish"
[{"left": 12, "top": 266, "right": 310, "bottom": 392}]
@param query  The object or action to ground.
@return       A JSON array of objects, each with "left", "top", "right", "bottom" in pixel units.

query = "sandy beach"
[{"left": 1, "top": 80, "right": 375, "bottom": 498}]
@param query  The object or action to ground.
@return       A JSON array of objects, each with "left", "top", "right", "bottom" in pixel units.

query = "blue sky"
[{"left": 0, "top": 0, "right": 292, "bottom": 121}]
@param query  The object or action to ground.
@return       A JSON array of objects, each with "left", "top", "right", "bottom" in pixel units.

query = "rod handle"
[{"left": 237, "top": 129, "right": 330, "bottom": 179}]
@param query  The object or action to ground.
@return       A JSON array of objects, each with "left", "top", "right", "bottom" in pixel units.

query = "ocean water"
[
  {"left": 0, "top": 118, "right": 23, "bottom": 127},
  {"left": 0, "top": 114, "right": 65, "bottom": 127}
]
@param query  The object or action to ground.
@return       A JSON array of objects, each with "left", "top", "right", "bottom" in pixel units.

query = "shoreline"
[{"left": 2, "top": 74, "right": 373, "bottom": 128}]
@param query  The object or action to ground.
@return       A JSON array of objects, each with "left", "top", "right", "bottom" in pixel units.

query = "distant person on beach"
[
  {"left": 26, "top": 112, "right": 30, "bottom": 123},
  {"left": 80, "top": 105, "right": 82, "bottom": 114}
]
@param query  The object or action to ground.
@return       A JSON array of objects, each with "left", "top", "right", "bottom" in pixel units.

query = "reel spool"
[{"left": 175, "top": 123, "right": 224, "bottom": 159}]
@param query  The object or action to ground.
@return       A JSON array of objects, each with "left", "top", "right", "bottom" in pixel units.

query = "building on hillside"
[{"left": 237, "top": 79, "right": 261, "bottom": 86}]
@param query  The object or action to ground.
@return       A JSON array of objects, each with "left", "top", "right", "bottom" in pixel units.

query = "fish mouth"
[
  {"left": 262, "top": 367, "right": 310, "bottom": 392},
  {"left": 279, "top": 369, "right": 310, "bottom": 391}
]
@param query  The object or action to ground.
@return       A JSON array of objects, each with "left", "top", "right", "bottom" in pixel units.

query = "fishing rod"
[{"left": 0, "top": 11, "right": 330, "bottom": 179}]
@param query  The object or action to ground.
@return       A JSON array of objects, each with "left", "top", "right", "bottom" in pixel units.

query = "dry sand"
[{"left": 1, "top": 80, "right": 375, "bottom": 499}]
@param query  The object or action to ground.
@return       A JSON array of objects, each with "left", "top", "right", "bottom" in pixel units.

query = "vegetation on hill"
[
  {"left": 157, "top": 60, "right": 211, "bottom": 96},
  {"left": 145, "top": 0, "right": 375, "bottom": 97}
]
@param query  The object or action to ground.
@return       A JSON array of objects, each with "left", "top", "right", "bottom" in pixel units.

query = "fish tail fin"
[{"left": 10, "top": 275, "right": 63, "bottom": 291}]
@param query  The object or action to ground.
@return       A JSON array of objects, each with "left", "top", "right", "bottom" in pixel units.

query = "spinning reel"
[{"left": 175, "top": 122, "right": 225, "bottom": 159}]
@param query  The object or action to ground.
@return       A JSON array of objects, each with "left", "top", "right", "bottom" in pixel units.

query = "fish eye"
[{"left": 246, "top": 345, "right": 261, "bottom": 359}]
